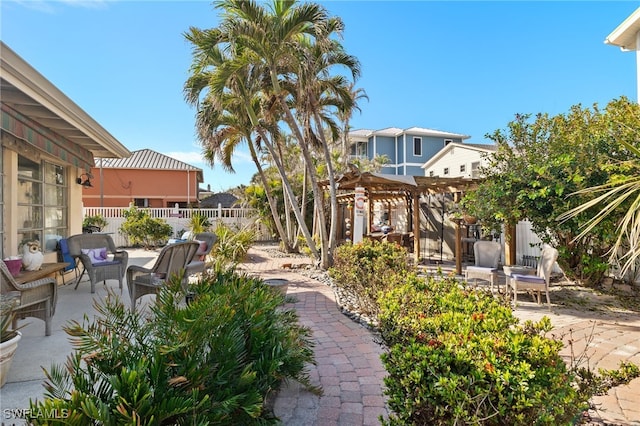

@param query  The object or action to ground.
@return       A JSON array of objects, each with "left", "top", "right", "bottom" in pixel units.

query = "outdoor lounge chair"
[
  {"left": 67, "top": 233, "right": 129, "bottom": 293},
  {"left": 185, "top": 232, "right": 217, "bottom": 276},
  {"left": 0, "top": 260, "right": 58, "bottom": 336},
  {"left": 508, "top": 246, "right": 559, "bottom": 308},
  {"left": 127, "top": 241, "right": 199, "bottom": 311},
  {"left": 465, "top": 240, "right": 502, "bottom": 292}
]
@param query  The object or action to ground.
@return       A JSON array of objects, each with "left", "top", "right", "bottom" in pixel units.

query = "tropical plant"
[
  {"left": 184, "top": 0, "right": 363, "bottom": 269},
  {"left": 212, "top": 222, "right": 257, "bottom": 266},
  {"left": 28, "top": 270, "right": 317, "bottom": 424},
  {"left": 558, "top": 139, "right": 640, "bottom": 281},
  {"left": 462, "top": 98, "right": 640, "bottom": 285},
  {"left": 187, "top": 211, "right": 211, "bottom": 235}
]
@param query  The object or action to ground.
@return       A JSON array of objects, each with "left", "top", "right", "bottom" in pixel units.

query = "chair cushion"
[
  {"left": 82, "top": 247, "right": 108, "bottom": 264},
  {"left": 512, "top": 274, "right": 545, "bottom": 283},
  {"left": 466, "top": 266, "right": 497, "bottom": 273}
]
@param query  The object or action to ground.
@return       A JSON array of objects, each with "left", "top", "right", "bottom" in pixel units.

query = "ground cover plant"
[{"left": 27, "top": 267, "right": 316, "bottom": 425}]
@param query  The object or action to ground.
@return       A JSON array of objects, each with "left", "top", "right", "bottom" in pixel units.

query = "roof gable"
[{"left": 421, "top": 142, "right": 496, "bottom": 170}]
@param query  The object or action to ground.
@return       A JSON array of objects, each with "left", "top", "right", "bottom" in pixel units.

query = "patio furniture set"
[{"left": 1, "top": 232, "right": 217, "bottom": 337}]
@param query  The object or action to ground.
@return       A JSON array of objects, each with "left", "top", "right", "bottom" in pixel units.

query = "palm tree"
[
  {"left": 215, "top": 0, "right": 359, "bottom": 267},
  {"left": 285, "top": 38, "right": 361, "bottom": 259},
  {"left": 183, "top": 27, "right": 298, "bottom": 252},
  {"left": 558, "top": 139, "right": 640, "bottom": 279}
]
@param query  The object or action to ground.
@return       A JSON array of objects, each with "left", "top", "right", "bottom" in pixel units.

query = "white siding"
[{"left": 424, "top": 146, "right": 491, "bottom": 178}]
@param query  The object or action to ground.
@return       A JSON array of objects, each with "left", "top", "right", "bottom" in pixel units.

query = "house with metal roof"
[
  {"left": 348, "top": 127, "right": 470, "bottom": 176},
  {"left": 83, "top": 149, "right": 203, "bottom": 208},
  {"left": 1, "top": 41, "right": 130, "bottom": 258}
]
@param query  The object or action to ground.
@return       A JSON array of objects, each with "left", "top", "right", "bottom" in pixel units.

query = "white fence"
[{"left": 83, "top": 206, "right": 273, "bottom": 248}]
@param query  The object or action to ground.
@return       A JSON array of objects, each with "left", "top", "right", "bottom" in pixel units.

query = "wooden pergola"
[{"left": 323, "top": 171, "right": 482, "bottom": 272}]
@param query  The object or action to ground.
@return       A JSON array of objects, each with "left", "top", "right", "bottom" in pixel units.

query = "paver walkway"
[{"left": 238, "top": 246, "right": 390, "bottom": 425}]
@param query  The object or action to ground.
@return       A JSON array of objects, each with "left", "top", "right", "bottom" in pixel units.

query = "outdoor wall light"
[{"left": 76, "top": 172, "right": 94, "bottom": 188}]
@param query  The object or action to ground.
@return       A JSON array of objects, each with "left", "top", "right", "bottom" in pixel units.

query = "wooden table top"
[{"left": 14, "top": 262, "right": 69, "bottom": 285}]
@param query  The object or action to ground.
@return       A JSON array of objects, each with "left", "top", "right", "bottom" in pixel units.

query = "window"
[
  {"left": 443, "top": 167, "right": 450, "bottom": 175},
  {"left": 460, "top": 164, "right": 466, "bottom": 173},
  {"left": 18, "top": 155, "right": 67, "bottom": 253},
  {"left": 350, "top": 141, "right": 367, "bottom": 158},
  {"left": 471, "top": 161, "right": 481, "bottom": 178},
  {"left": 413, "top": 137, "right": 422, "bottom": 156},
  {"left": 134, "top": 198, "right": 149, "bottom": 208}
]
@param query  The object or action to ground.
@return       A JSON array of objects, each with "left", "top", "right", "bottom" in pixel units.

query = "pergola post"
[
  {"left": 453, "top": 218, "right": 463, "bottom": 275},
  {"left": 504, "top": 222, "right": 517, "bottom": 265},
  {"left": 412, "top": 190, "right": 420, "bottom": 263}
]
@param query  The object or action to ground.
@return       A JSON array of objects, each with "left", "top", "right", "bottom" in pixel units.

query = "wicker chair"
[
  {"left": 127, "top": 241, "right": 199, "bottom": 311},
  {"left": 508, "top": 247, "right": 559, "bottom": 309},
  {"left": 185, "top": 232, "right": 217, "bottom": 276},
  {"left": 67, "top": 234, "right": 128, "bottom": 293},
  {"left": 465, "top": 240, "right": 502, "bottom": 293},
  {"left": 0, "top": 260, "right": 58, "bottom": 336}
]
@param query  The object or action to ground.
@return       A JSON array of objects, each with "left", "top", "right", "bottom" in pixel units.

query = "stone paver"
[{"left": 238, "top": 246, "right": 389, "bottom": 425}]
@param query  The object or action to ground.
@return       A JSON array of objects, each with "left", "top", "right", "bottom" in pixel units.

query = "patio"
[{"left": 1, "top": 244, "right": 640, "bottom": 425}]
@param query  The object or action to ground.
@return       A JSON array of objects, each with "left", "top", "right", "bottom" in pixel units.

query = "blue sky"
[{"left": 1, "top": 1, "right": 637, "bottom": 192}]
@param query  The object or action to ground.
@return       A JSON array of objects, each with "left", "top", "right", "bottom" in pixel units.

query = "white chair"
[
  {"left": 509, "top": 247, "right": 559, "bottom": 308},
  {"left": 465, "top": 240, "right": 502, "bottom": 292}
]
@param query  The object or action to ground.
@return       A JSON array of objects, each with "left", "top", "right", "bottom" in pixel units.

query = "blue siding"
[
  {"left": 373, "top": 136, "right": 395, "bottom": 162},
  {"left": 404, "top": 165, "right": 424, "bottom": 176}
]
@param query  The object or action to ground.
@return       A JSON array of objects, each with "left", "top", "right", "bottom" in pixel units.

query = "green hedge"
[{"left": 378, "top": 274, "right": 587, "bottom": 425}]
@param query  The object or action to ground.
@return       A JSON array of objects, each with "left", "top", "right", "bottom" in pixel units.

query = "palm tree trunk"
[
  {"left": 247, "top": 138, "right": 293, "bottom": 252},
  {"left": 257, "top": 128, "right": 320, "bottom": 260},
  {"left": 277, "top": 96, "right": 330, "bottom": 268}
]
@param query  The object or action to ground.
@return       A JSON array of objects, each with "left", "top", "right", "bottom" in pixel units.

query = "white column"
[
  {"left": 352, "top": 187, "right": 366, "bottom": 243},
  {"left": 636, "top": 31, "right": 640, "bottom": 102}
]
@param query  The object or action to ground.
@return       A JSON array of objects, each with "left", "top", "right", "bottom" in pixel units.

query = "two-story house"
[
  {"left": 348, "top": 127, "right": 470, "bottom": 176},
  {"left": 82, "top": 149, "right": 203, "bottom": 208},
  {"left": 421, "top": 142, "right": 496, "bottom": 179}
]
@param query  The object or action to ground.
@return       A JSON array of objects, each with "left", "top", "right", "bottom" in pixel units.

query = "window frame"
[
  {"left": 413, "top": 137, "right": 422, "bottom": 157},
  {"left": 17, "top": 155, "right": 68, "bottom": 253}
]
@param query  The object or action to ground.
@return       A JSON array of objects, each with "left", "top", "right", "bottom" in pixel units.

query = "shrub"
[
  {"left": 119, "top": 206, "right": 173, "bottom": 248},
  {"left": 28, "top": 268, "right": 316, "bottom": 425},
  {"left": 188, "top": 211, "right": 211, "bottom": 234},
  {"left": 213, "top": 222, "right": 256, "bottom": 266},
  {"left": 378, "top": 274, "right": 588, "bottom": 425},
  {"left": 328, "top": 239, "right": 411, "bottom": 318},
  {"left": 82, "top": 214, "right": 108, "bottom": 232}
]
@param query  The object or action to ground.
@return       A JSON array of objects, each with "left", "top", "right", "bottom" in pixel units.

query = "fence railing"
[{"left": 83, "top": 206, "right": 273, "bottom": 248}]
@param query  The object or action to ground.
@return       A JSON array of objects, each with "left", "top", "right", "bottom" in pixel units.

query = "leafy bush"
[
  {"left": 28, "top": 268, "right": 316, "bottom": 425},
  {"left": 82, "top": 214, "right": 108, "bottom": 232},
  {"left": 213, "top": 222, "right": 256, "bottom": 266},
  {"left": 378, "top": 274, "right": 588, "bottom": 425},
  {"left": 119, "top": 206, "right": 173, "bottom": 248},
  {"left": 328, "top": 239, "right": 411, "bottom": 317}
]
